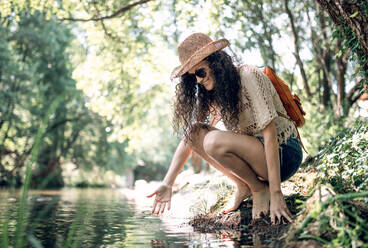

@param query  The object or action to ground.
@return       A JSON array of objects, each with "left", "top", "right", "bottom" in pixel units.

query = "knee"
[{"left": 203, "top": 130, "right": 227, "bottom": 158}]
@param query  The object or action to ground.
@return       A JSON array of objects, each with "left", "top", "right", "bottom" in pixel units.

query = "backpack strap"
[{"left": 277, "top": 111, "right": 308, "bottom": 154}]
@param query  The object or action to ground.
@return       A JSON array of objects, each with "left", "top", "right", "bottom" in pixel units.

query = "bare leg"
[
  {"left": 187, "top": 126, "right": 251, "bottom": 213},
  {"left": 202, "top": 130, "right": 271, "bottom": 218}
]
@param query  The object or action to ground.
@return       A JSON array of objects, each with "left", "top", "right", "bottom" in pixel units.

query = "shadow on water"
[{"left": 0, "top": 188, "right": 248, "bottom": 247}]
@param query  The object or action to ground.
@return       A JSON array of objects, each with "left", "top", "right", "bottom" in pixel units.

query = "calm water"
[{"left": 0, "top": 188, "right": 241, "bottom": 247}]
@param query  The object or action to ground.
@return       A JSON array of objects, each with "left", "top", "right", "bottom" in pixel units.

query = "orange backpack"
[
  {"left": 261, "top": 66, "right": 307, "bottom": 152},
  {"left": 261, "top": 66, "right": 306, "bottom": 127}
]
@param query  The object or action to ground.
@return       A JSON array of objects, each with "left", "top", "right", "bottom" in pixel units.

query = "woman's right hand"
[{"left": 147, "top": 184, "right": 172, "bottom": 215}]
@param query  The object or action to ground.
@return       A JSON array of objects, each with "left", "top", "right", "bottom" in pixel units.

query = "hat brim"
[{"left": 170, "top": 38, "right": 229, "bottom": 80}]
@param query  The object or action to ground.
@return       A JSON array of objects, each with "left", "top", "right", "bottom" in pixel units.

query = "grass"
[
  {"left": 285, "top": 120, "right": 368, "bottom": 247},
  {"left": 1, "top": 95, "right": 66, "bottom": 248},
  {"left": 0, "top": 95, "right": 109, "bottom": 248}
]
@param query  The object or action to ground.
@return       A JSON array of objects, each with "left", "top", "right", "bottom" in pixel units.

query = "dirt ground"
[
  {"left": 189, "top": 194, "right": 310, "bottom": 247},
  {"left": 189, "top": 192, "right": 368, "bottom": 247}
]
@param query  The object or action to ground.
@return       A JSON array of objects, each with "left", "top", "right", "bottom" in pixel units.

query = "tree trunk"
[
  {"left": 336, "top": 40, "right": 348, "bottom": 116},
  {"left": 317, "top": 69, "right": 322, "bottom": 104},
  {"left": 322, "top": 69, "right": 331, "bottom": 108},
  {"left": 258, "top": 3, "right": 277, "bottom": 69},
  {"left": 284, "top": 0, "right": 312, "bottom": 97},
  {"left": 315, "top": 3, "right": 334, "bottom": 108},
  {"left": 316, "top": 0, "right": 368, "bottom": 56},
  {"left": 316, "top": 0, "right": 368, "bottom": 79},
  {"left": 32, "top": 157, "right": 64, "bottom": 188}
]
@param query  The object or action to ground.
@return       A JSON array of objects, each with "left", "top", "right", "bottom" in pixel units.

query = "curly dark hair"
[{"left": 173, "top": 50, "right": 242, "bottom": 142}]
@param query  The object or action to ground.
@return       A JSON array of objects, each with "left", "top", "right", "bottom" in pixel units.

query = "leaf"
[{"left": 350, "top": 11, "right": 358, "bottom": 18}]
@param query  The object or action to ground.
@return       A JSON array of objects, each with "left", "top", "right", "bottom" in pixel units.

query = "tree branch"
[
  {"left": 60, "top": 0, "right": 153, "bottom": 22},
  {"left": 46, "top": 115, "right": 84, "bottom": 133},
  {"left": 61, "top": 128, "right": 82, "bottom": 156},
  {"left": 347, "top": 77, "right": 364, "bottom": 105},
  {"left": 93, "top": 3, "right": 125, "bottom": 43}
]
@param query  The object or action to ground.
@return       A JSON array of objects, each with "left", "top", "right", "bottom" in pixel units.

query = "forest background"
[{"left": 0, "top": 0, "right": 367, "bottom": 189}]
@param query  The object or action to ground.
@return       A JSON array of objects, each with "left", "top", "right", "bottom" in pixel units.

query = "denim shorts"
[{"left": 256, "top": 136, "right": 303, "bottom": 182}]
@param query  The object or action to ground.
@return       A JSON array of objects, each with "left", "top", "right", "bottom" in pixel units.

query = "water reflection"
[{"left": 0, "top": 189, "right": 246, "bottom": 247}]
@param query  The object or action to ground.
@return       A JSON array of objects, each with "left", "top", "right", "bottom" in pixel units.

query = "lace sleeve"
[{"left": 240, "top": 66, "right": 278, "bottom": 133}]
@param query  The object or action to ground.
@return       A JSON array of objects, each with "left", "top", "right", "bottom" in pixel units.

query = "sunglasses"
[{"left": 190, "top": 68, "right": 207, "bottom": 78}]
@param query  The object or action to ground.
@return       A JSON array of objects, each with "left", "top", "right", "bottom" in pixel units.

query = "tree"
[
  {"left": 316, "top": 0, "right": 368, "bottom": 59},
  {"left": 0, "top": 9, "right": 130, "bottom": 187},
  {"left": 316, "top": 0, "right": 368, "bottom": 92}
]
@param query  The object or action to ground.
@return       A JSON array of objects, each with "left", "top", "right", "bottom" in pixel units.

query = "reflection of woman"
[{"left": 147, "top": 33, "right": 303, "bottom": 224}]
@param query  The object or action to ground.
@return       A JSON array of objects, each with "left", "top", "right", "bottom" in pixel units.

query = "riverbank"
[
  {"left": 121, "top": 165, "right": 318, "bottom": 246},
  {"left": 122, "top": 161, "right": 368, "bottom": 247},
  {"left": 122, "top": 121, "right": 368, "bottom": 247}
]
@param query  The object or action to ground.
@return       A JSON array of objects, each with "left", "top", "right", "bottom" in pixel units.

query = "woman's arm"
[
  {"left": 147, "top": 139, "right": 192, "bottom": 214},
  {"left": 262, "top": 120, "right": 281, "bottom": 193},
  {"left": 261, "top": 120, "right": 293, "bottom": 224},
  {"left": 163, "top": 140, "right": 192, "bottom": 186}
]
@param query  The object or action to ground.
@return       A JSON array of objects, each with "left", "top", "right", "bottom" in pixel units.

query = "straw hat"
[{"left": 170, "top": 33, "right": 229, "bottom": 80}]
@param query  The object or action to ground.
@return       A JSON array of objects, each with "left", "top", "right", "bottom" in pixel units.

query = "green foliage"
[
  {"left": 295, "top": 190, "right": 368, "bottom": 247},
  {"left": 300, "top": 101, "right": 351, "bottom": 155},
  {"left": 6, "top": 96, "right": 62, "bottom": 248},
  {"left": 0, "top": 8, "right": 134, "bottom": 187},
  {"left": 212, "top": 0, "right": 282, "bottom": 68},
  {"left": 313, "top": 120, "right": 368, "bottom": 193},
  {"left": 332, "top": 1, "right": 368, "bottom": 91},
  {"left": 291, "top": 120, "right": 368, "bottom": 246}
]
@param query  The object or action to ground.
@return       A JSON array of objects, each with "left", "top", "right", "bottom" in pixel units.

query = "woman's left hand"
[{"left": 270, "top": 191, "right": 293, "bottom": 225}]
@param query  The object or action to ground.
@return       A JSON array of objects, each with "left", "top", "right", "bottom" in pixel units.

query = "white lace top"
[{"left": 225, "top": 65, "right": 298, "bottom": 145}]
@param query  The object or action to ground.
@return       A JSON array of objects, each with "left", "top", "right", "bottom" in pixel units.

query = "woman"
[{"left": 147, "top": 33, "right": 303, "bottom": 225}]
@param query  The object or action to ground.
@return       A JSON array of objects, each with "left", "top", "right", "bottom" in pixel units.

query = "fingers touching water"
[
  {"left": 152, "top": 200, "right": 171, "bottom": 215},
  {"left": 147, "top": 184, "right": 172, "bottom": 215}
]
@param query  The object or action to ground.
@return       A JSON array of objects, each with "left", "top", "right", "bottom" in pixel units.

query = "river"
[{"left": 0, "top": 188, "right": 239, "bottom": 247}]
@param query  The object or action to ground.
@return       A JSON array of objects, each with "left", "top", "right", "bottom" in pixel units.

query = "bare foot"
[
  {"left": 252, "top": 184, "right": 270, "bottom": 219},
  {"left": 221, "top": 184, "right": 251, "bottom": 214}
]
